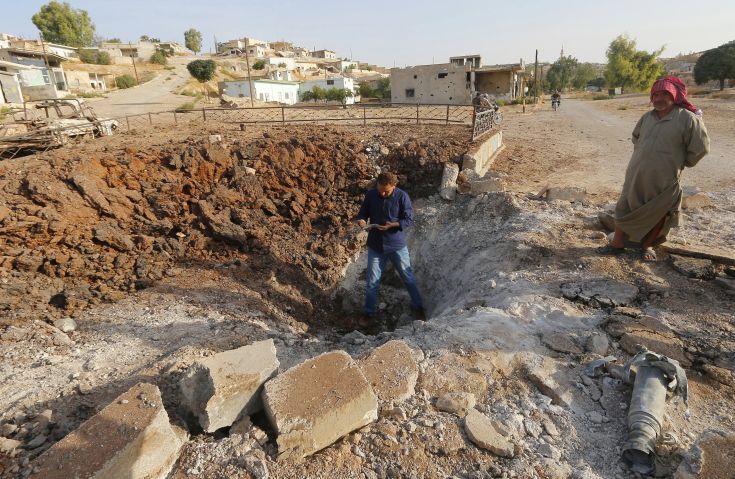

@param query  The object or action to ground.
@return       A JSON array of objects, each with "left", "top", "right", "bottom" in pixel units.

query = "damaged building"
[{"left": 391, "top": 55, "right": 526, "bottom": 105}]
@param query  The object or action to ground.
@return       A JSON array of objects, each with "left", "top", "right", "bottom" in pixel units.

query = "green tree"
[
  {"left": 572, "top": 63, "right": 598, "bottom": 90},
  {"left": 106, "top": 37, "right": 121, "bottom": 43},
  {"left": 252, "top": 59, "right": 266, "bottom": 70},
  {"left": 32, "top": 1, "right": 95, "bottom": 47},
  {"left": 115, "top": 74, "right": 137, "bottom": 89},
  {"left": 184, "top": 28, "right": 202, "bottom": 54},
  {"left": 374, "top": 78, "right": 390, "bottom": 99},
  {"left": 604, "top": 35, "right": 664, "bottom": 92},
  {"left": 186, "top": 59, "right": 216, "bottom": 100},
  {"left": 140, "top": 35, "right": 160, "bottom": 43},
  {"left": 300, "top": 90, "right": 315, "bottom": 102},
  {"left": 78, "top": 48, "right": 111, "bottom": 65},
  {"left": 546, "top": 55, "right": 578, "bottom": 91},
  {"left": 694, "top": 41, "right": 735, "bottom": 91},
  {"left": 358, "top": 82, "right": 375, "bottom": 98}
]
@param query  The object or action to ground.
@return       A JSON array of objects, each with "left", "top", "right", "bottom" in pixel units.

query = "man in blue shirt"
[{"left": 355, "top": 172, "right": 425, "bottom": 329}]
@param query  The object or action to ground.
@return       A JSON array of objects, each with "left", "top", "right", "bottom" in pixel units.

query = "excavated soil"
[{"left": 1, "top": 105, "right": 734, "bottom": 479}]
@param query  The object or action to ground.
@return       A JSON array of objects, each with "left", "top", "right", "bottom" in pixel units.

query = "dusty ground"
[{"left": 0, "top": 98, "right": 734, "bottom": 479}]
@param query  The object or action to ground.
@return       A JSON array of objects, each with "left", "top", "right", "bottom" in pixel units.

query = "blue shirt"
[{"left": 356, "top": 187, "right": 414, "bottom": 253}]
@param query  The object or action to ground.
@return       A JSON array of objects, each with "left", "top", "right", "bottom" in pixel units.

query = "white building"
[
  {"left": 267, "top": 57, "right": 296, "bottom": 70},
  {"left": 299, "top": 76, "right": 357, "bottom": 104},
  {"left": 269, "top": 70, "right": 294, "bottom": 81},
  {"left": 312, "top": 49, "right": 336, "bottom": 60},
  {"left": 218, "top": 79, "right": 300, "bottom": 105}
]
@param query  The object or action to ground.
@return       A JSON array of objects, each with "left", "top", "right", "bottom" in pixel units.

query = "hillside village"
[{"left": 2, "top": 3, "right": 735, "bottom": 479}]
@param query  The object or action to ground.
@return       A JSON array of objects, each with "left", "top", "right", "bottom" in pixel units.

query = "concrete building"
[
  {"left": 64, "top": 70, "right": 113, "bottom": 92},
  {"left": 99, "top": 41, "right": 157, "bottom": 64},
  {"left": 312, "top": 49, "right": 336, "bottom": 60},
  {"left": 0, "top": 47, "right": 68, "bottom": 100},
  {"left": 218, "top": 79, "right": 300, "bottom": 105},
  {"left": 269, "top": 69, "right": 294, "bottom": 81},
  {"left": 450, "top": 55, "right": 481, "bottom": 69},
  {"left": 267, "top": 56, "right": 296, "bottom": 70},
  {"left": 299, "top": 76, "right": 357, "bottom": 104},
  {"left": 340, "top": 60, "right": 359, "bottom": 72},
  {"left": 390, "top": 59, "right": 526, "bottom": 104},
  {"left": 218, "top": 37, "right": 270, "bottom": 54},
  {"left": 0, "top": 61, "right": 25, "bottom": 104},
  {"left": 156, "top": 42, "right": 187, "bottom": 56}
]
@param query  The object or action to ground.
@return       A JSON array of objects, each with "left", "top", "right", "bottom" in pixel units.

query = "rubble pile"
[{"left": 0, "top": 125, "right": 470, "bottom": 324}]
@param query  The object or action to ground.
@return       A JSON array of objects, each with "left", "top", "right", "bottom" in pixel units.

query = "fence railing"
[
  {"left": 1, "top": 103, "right": 489, "bottom": 159},
  {"left": 471, "top": 108, "right": 497, "bottom": 141},
  {"left": 111, "top": 103, "right": 475, "bottom": 133}
]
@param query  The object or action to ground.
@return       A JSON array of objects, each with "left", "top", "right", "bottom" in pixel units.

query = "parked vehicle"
[{"left": 0, "top": 99, "right": 118, "bottom": 159}]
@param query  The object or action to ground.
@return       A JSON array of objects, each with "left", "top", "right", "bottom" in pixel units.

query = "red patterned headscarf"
[{"left": 650, "top": 75, "right": 698, "bottom": 114}]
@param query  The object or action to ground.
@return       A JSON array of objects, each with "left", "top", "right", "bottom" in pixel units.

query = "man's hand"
[
  {"left": 357, "top": 219, "right": 367, "bottom": 229},
  {"left": 376, "top": 221, "right": 400, "bottom": 231}
]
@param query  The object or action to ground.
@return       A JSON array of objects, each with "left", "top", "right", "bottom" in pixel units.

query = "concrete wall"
[
  {"left": 390, "top": 63, "right": 471, "bottom": 105},
  {"left": 65, "top": 70, "right": 108, "bottom": 92},
  {"left": 463, "top": 130, "right": 504, "bottom": 176},
  {"left": 219, "top": 80, "right": 299, "bottom": 105},
  {"left": 267, "top": 57, "right": 296, "bottom": 70},
  {"left": 475, "top": 71, "right": 513, "bottom": 100},
  {"left": 313, "top": 50, "right": 336, "bottom": 59},
  {"left": 0, "top": 72, "right": 23, "bottom": 103}
]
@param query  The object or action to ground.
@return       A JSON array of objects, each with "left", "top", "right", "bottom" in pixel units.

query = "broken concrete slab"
[
  {"left": 180, "top": 339, "right": 279, "bottom": 433},
  {"left": 53, "top": 317, "right": 77, "bottom": 333},
  {"left": 681, "top": 192, "right": 714, "bottom": 210},
  {"left": 586, "top": 333, "right": 610, "bottom": 356},
  {"left": 29, "top": 383, "right": 186, "bottom": 479},
  {"left": 670, "top": 255, "right": 715, "bottom": 280},
  {"left": 521, "top": 355, "right": 576, "bottom": 408},
  {"left": 542, "top": 332, "right": 584, "bottom": 354},
  {"left": 605, "top": 315, "right": 690, "bottom": 367},
  {"left": 358, "top": 340, "right": 418, "bottom": 404},
  {"left": 467, "top": 175, "right": 505, "bottom": 195},
  {"left": 0, "top": 437, "right": 21, "bottom": 453},
  {"left": 560, "top": 279, "right": 639, "bottom": 308},
  {"left": 435, "top": 392, "right": 476, "bottom": 417},
  {"left": 674, "top": 429, "right": 735, "bottom": 479},
  {"left": 714, "top": 276, "right": 735, "bottom": 296},
  {"left": 439, "top": 163, "right": 459, "bottom": 201},
  {"left": 464, "top": 409, "right": 514, "bottom": 458},
  {"left": 463, "top": 130, "right": 503, "bottom": 176},
  {"left": 662, "top": 242, "right": 735, "bottom": 266},
  {"left": 263, "top": 350, "right": 378, "bottom": 460},
  {"left": 538, "top": 186, "right": 587, "bottom": 202},
  {"left": 417, "top": 351, "right": 489, "bottom": 399}
]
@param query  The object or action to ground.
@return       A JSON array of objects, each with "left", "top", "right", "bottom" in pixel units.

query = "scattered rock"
[
  {"left": 714, "top": 276, "right": 735, "bottom": 295},
  {"left": 682, "top": 192, "right": 713, "bottom": 210},
  {"left": 439, "top": 163, "right": 459, "bottom": 201},
  {"left": 674, "top": 429, "right": 735, "bottom": 478},
  {"left": 435, "top": 392, "right": 477, "bottom": 417},
  {"left": 670, "top": 255, "right": 716, "bottom": 280},
  {"left": 522, "top": 355, "right": 576, "bottom": 407},
  {"left": 542, "top": 419, "right": 559, "bottom": 436},
  {"left": 606, "top": 315, "right": 690, "bottom": 367},
  {"left": 464, "top": 409, "right": 514, "bottom": 458},
  {"left": 93, "top": 221, "right": 135, "bottom": 252},
  {"left": 358, "top": 340, "right": 419, "bottom": 404},
  {"left": 1, "top": 423, "right": 18, "bottom": 437},
  {"left": 538, "top": 186, "right": 587, "bottom": 202},
  {"left": 180, "top": 339, "right": 279, "bottom": 433},
  {"left": 702, "top": 364, "right": 735, "bottom": 387},
  {"left": 29, "top": 383, "right": 186, "bottom": 479},
  {"left": 542, "top": 332, "right": 584, "bottom": 354},
  {"left": 586, "top": 333, "right": 610, "bottom": 356},
  {"left": 52, "top": 317, "right": 77, "bottom": 333},
  {"left": 538, "top": 442, "right": 561, "bottom": 460},
  {"left": 0, "top": 437, "right": 21, "bottom": 453},
  {"left": 561, "top": 280, "right": 639, "bottom": 308},
  {"left": 418, "top": 352, "right": 488, "bottom": 399},
  {"left": 263, "top": 350, "right": 378, "bottom": 460}
]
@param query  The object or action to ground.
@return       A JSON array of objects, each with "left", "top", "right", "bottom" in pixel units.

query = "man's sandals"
[
  {"left": 642, "top": 247, "right": 657, "bottom": 262},
  {"left": 596, "top": 244, "right": 625, "bottom": 255}
]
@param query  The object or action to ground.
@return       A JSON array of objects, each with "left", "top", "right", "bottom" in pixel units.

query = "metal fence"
[
  {"left": 1, "top": 103, "right": 487, "bottom": 159},
  {"left": 471, "top": 108, "right": 497, "bottom": 141},
  {"left": 112, "top": 103, "right": 475, "bottom": 133}
]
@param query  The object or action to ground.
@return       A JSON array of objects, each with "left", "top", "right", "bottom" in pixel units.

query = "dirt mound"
[{"left": 0, "top": 124, "right": 471, "bottom": 326}]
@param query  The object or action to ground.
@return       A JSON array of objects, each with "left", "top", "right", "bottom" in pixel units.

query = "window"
[
  {"left": 285, "top": 92, "right": 290, "bottom": 99},
  {"left": 466, "top": 72, "right": 471, "bottom": 81},
  {"left": 438, "top": 72, "right": 448, "bottom": 79},
  {"left": 405, "top": 88, "right": 415, "bottom": 98},
  {"left": 413, "top": 75, "right": 417, "bottom": 79},
  {"left": 326, "top": 79, "right": 334, "bottom": 85}
]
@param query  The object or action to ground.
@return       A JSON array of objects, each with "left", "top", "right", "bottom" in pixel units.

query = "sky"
[{"left": 3, "top": 0, "right": 733, "bottom": 67}]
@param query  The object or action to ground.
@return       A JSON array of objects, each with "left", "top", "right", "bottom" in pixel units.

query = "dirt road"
[
  {"left": 499, "top": 97, "right": 735, "bottom": 197},
  {"left": 89, "top": 56, "right": 195, "bottom": 118}
]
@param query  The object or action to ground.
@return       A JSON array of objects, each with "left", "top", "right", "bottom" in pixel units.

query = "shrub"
[
  {"left": 175, "top": 102, "right": 196, "bottom": 112},
  {"left": 79, "top": 49, "right": 111, "bottom": 65},
  {"left": 115, "top": 74, "right": 137, "bottom": 89},
  {"left": 149, "top": 51, "right": 168, "bottom": 65},
  {"left": 252, "top": 59, "right": 266, "bottom": 70},
  {"left": 593, "top": 94, "right": 612, "bottom": 100}
]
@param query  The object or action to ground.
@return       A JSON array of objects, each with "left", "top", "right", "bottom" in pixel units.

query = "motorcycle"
[
  {"left": 473, "top": 94, "right": 503, "bottom": 125},
  {"left": 551, "top": 97, "right": 561, "bottom": 111}
]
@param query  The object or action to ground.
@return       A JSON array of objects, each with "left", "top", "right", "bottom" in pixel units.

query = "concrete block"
[
  {"left": 468, "top": 175, "right": 505, "bottom": 195},
  {"left": 180, "top": 339, "right": 279, "bottom": 432},
  {"left": 464, "top": 409, "right": 514, "bottom": 457},
  {"left": 543, "top": 186, "right": 587, "bottom": 202},
  {"left": 439, "top": 163, "right": 459, "bottom": 201},
  {"left": 263, "top": 350, "right": 378, "bottom": 460},
  {"left": 463, "top": 130, "right": 503, "bottom": 176},
  {"left": 358, "top": 340, "right": 419, "bottom": 404},
  {"left": 29, "top": 383, "right": 186, "bottom": 479},
  {"left": 522, "top": 355, "right": 575, "bottom": 407}
]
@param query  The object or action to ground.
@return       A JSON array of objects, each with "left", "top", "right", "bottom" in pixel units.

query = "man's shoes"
[
  {"left": 357, "top": 314, "right": 375, "bottom": 330},
  {"left": 411, "top": 307, "right": 427, "bottom": 321}
]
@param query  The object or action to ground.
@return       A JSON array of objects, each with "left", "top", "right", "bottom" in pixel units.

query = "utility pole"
[
  {"left": 129, "top": 42, "right": 139, "bottom": 84},
  {"left": 213, "top": 34, "right": 218, "bottom": 55},
  {"left": 534, "top": 49, "right": 539, "bottom": 101},
  {"left": 38, "top": 33, "right": 53, "bottom": 88},
  {"left": 244, "top": 43, "right": 254, "bottom": 107}
]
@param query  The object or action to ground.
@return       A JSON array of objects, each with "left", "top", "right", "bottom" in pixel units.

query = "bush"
[
  {"left": 79, "top": 49, "right": 111, "bottom": 65},
  {"left": 175, "top": 102, "right": 196, "bottom": 112},
  {"left": 115, "top": 74, "right": 137, "bottom": 89},
  {"left": 593, "top": 94, "right": 612, "bottom": 100},
  {"left": 149, "top": 51, "right": 168, "bottom": 65},
  {"left": 252, "top": 60, "right": 266, "bottom": 70}
]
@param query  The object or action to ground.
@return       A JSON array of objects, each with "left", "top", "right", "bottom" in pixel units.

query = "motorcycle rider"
[{"left": 551, "top": 89, "right": 561, "bottom": 107}]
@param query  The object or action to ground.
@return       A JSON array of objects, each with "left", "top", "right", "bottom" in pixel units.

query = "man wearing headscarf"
[{"left": 599, "top": 76, "right": 710, "bottom": 261}]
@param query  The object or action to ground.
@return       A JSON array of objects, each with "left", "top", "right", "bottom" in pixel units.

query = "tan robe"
[{"left": 615, "top": 107, "right": 710, "bottom": 242}]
